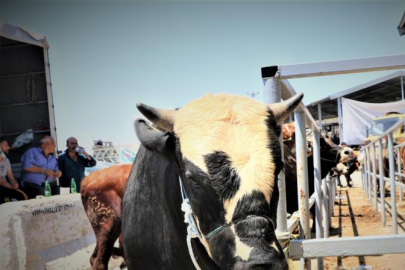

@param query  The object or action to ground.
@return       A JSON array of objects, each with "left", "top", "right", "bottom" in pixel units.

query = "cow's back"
[{"left": 81, "top": 164, "right": 131, "bottom": 199}]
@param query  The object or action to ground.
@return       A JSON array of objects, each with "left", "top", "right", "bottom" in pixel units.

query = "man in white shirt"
[{"left": 0, "top": 137, "right": 28, "bottom": 203}]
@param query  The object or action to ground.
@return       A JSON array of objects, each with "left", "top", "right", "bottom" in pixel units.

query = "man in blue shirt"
[
  {"left": 21, "top": 136, "right": 62, "bottom": 198},
  {"left": 58, "top": 137, "right": 96, "bottom": 192}
]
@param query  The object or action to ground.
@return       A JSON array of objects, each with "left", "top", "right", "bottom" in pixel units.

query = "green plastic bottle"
[
  {"left": 44, "top": 180, "right": 51, "bottom": 197},
  {"left": 70, "top": 178, "right": 77, "bottom": 194}
]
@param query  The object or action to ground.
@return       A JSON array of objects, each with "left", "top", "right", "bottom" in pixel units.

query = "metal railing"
[
  {"left": 264, "top": 78, "right": 334, "bottom": 270},
  {"left": 362, "top": 118, "right": 405, "bottom": 233},
  {"left": 263, "top": 54, "right": 405, "bottom": 269}
]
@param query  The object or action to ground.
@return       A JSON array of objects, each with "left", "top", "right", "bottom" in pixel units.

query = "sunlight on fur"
[{"left": 174, "top": 94, "right": 277, "bottom": 223}]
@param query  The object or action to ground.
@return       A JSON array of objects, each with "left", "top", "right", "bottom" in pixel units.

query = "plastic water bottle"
[
  {"left": 45, "top": 180, "right": 51, "bottom": 197},
  {"left": 70, "top": 178, "right": 77, "bottom": 194}
]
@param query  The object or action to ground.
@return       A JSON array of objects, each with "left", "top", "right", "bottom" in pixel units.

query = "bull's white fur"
[
  {"left": 231, "top": 226, "right": 253, "bottom": 261},
  {"left": 336, "top": 163, "right": 349, "bottom": 174},
  {"left": 175, "top": 94, "right": 277, "bottom": 223}
]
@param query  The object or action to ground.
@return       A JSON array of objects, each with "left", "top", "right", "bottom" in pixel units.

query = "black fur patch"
[
  {"left": 231, "top": 190, "right": 271, "bottom": 222},
  {"left": 266, "top": 112, "right": 283, "bottom": 178},
  {"left": 204, "top": 151, "right": 241, "bottom": 201}
]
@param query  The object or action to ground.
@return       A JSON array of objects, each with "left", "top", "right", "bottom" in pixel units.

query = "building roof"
[
  {"left": 306, "top": 71, "right": 405, "bottom": 120},
  {"left": 0, "top": 22, "right": 49, "bottom": 48}
]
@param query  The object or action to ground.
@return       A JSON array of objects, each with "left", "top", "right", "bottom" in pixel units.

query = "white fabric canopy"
[{"left": 342, "top": 98, "right": 405, "bottom": 145}]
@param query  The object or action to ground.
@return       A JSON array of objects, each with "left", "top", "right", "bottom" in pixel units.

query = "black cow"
[
  {"left": 332, "top": 157, "right": 359, "bottom": 187},
  {"left": 122, "top": 93, "right": 303, "bottom": 270},
  {"left": 284, "top": 138, "right": 343, "bottom": 220}
]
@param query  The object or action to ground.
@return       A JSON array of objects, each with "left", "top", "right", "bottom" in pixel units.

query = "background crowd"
[{"left": 0, "top": 136, "right": 96, "bottom": 204}]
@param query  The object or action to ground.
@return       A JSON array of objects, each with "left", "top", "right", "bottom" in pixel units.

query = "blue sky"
[{"left": 1, "top": 0, "right": 404, "bottom": 150}]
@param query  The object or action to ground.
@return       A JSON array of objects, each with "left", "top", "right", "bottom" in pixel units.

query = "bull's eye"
[{"left": 185, "top": 170, "right": 200, "bottom": 187}]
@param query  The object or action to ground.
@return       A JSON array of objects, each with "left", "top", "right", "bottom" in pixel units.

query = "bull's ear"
[
  {"left": 268, "top": 93, "right": 304, "bottom": 124},
  {"left": 134, "top": 119, "right": 174, "bottom": 156},
  {"left": 136, "top": 103, "right": 176, "bottom": 132}
]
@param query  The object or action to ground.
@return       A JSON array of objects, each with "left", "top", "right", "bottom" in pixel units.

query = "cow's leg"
[
  {"left": 345, "top": 174, "right": 352, "bottom": 187},
  {"left": 112, "top": 234, "right": 124, "bottom": 258},
  {"left": 90, "top": 193, "right": 122, "bottom": 270},
  {"left": 84, "top": 197, "right": 100, "bottom": 267},
  {"left": 90, "top": 242, "right": 98, "bottom": 267},
  {"left": 92, "top": 219, "right": 121, "bottom": 270}
]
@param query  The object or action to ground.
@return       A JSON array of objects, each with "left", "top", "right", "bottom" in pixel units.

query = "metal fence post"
[
  {"left": 323, "top": 173, "right": 330, "bottom": 237},
  {"left": 363, "top": 149, "right": 367, "bottom": 194},
  {"left": 361, "top": 159, "right": 366, "bottom": 193},
  {"left": 312, "top": 127, "right": 323, "bottom": 269},
  {"left": 327, "top": 174, "right": 334, "bottom": 225},
  {"left": 294, "top": 111, "right": 311, "bottom": 270},
  {"left": 388, "top": 133, "right": 398, "bottom": 234},
  {"left": 366, "top": 147, "right": 372, "bottom": 202},
  {"left": 378, "top": 139, "right": 386, "bottom": 226},
  {"left": 397, "top": 147, "right": 403, "bottom": 204},
  {"left": 372, "top": 143, "right": 378, "bottom": 212},
  {"left": 263, "top": 78, "right": 288, "bottom": 234}
]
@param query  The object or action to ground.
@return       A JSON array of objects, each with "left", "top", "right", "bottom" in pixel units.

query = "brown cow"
[
  {"left": 282, "top": 122, "right": 295, "bottom": 140},
  {"left": 81, "top": 164, "right": 131, "bottom": 270}
]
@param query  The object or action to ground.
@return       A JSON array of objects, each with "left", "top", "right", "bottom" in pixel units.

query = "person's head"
[
  {"left": 341, "top": 142, "right": 347, "bottom": 148},
  {"left": 0, "top": 137, "right": 10, "bottom": 154},
  {"left": 40, "top": 136, "right": 56, "bottom": 154},
  {"left": 66, "top": 137, "right": 78, "bottom": 151}
]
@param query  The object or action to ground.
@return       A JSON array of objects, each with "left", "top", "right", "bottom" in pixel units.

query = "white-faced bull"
[{"left": 122, "top": 93, "right": 303, "bottom": 270}]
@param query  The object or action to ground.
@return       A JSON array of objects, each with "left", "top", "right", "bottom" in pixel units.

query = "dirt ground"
[{"left": 320, "top": 171, "right": 405, "bottom": 270}]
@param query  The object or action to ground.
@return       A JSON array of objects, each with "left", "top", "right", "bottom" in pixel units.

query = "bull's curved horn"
[
  {"left": 268, "top": 92, "right": 304, "bottom": 124},
  {"left": 136, "top": 103, "right": 176, "bottom": 132}
]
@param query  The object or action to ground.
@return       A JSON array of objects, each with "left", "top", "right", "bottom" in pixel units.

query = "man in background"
[
  {"left": 21, "top": 136, "right": 61, "bottom": 198},
  {"left": 58, "top": 137, "right": 96, "bottom": 192},
  {"left": 0, "top": 137, "right": 28, "bottom": 203}
]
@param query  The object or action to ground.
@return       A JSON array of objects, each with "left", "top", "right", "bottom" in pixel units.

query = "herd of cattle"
[{"left": 79, "top": 93, "right": 382, "bottom": 270}]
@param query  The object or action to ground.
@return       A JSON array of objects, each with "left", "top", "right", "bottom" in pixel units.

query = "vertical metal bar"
[
  {"left": 312, "top": 127, "right": 323, "bottom": 269},
  {"left": 295, "top": 111, "right": 311, "bottom": 270},
  {"left": 363, "top": 150, "right": 368, "bottom": 194},
  {"left": 372, "top": 143, "right": 378, "bottom": 212},
  {"left": 366, "top": 147, "right": 372, "bottom": 202},
  {"left": 317, "top": 104, "right": 323, "bottom": 132},
  {"left": 388, "top": 133, "right": 398, "bottom": 234},
  {"left": 398, "top": 146, "right": 403, "bottom": 204},
  {"left": 337, "top": 98, "right": 344, "bottom": 144},
  {"left": 323, "top": 173, "right": 329, "bottom": 237},
  {"left": 331, "top": 176, "right": 336, "bottom": 217},
  {"left": 361, "top": 156, "right": 365, "bottom": 192},
  {"left": 327, "top": 174, "right": 333, "bottom": 224},
  {"left": 264, "top": 79, "right": 288, "bottom": 234},
  {"left": 378, "top": 139, "right": 386, "bottom": 226},
  {"left": 401, "top": 76, "right": 404, "bottom": 101}
]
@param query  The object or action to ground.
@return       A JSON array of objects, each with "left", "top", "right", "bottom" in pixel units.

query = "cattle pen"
[{"left": 261, "top": 54, "right": 405, "bottom": 270}]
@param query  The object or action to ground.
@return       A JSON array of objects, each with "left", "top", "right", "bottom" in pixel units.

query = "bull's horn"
[
  {"left": 136, "top": 103, "right": 176, "bottom": 132},
  {"left": 268, "top": 92, "right": 304, "bottom": 124}
]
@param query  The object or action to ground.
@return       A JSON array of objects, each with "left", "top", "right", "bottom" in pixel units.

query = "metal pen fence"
[
  {"left": 262, "top": 54, "right": 405, "bottom": 270},
  {"left": 362, "top": 118, "right": 405, "bottom": 234},
  {"left": 264, "top": 78, "right": 334, "bottom": 270}
]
